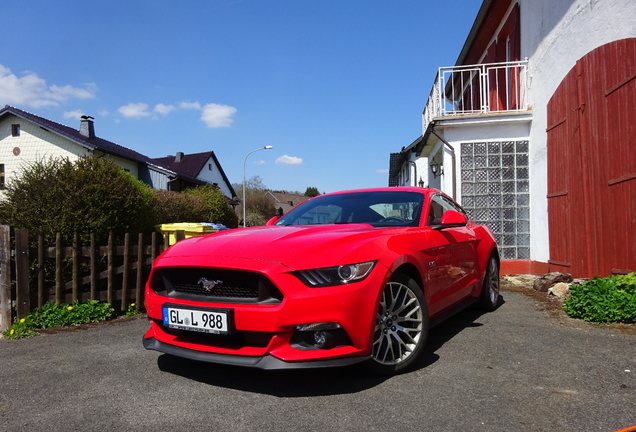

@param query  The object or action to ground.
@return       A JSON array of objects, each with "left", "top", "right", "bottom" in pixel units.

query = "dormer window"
[{"left": 11, "top": 124, "right": 20, "bottom": 137}]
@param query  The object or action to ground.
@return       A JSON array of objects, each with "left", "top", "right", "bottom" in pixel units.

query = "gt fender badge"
[{"left": 198, "top": 278, "right": 223, "bottom": 292}]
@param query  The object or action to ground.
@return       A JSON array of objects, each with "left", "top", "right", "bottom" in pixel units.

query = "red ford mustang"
[{"left": 143, "top": 187, "right": 499, "bottom": 374}]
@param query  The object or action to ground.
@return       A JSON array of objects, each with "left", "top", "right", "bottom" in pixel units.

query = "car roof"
[{"left": 319, "top": 187, "right": 441, "bottom": 198}]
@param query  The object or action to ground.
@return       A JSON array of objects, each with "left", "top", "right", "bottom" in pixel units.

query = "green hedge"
[
  {"left": 0, "top": 156, "right": 240, "bottom": 244},
  {"left": 184, "top": 184, "right": 239, "bottom": 228},
  {"left": 153, "top": 189, "right": 209, "bottom": 224},
  {"left": 0, "top": 156, "right": 155, "bottom": 244}
]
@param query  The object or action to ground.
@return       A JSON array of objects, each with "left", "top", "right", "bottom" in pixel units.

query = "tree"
[
  {"left": 304, "top": 186, "right": 320, "bottom": 197},
  {"left": 232, "top": 175, "right": 276, "bottom": 226},
  {"left": 0, "top": 156, "right": 155, "bottom": 244}
]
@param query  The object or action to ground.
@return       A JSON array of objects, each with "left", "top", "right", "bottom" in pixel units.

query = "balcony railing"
[{"left": 423, "top": 60, "right": 529, "bottom": 130}]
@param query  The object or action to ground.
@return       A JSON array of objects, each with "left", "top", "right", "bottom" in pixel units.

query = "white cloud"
[
  {"left": 63, "top": 110, "right": 85, "bottom": 120},
  {"left": 179, "top": 100, "right": 240, "bottom": 127},
  {"left": 200, "top": 103, "right": 237, "bottom": 128},
  {"left": 180, "top": 101, "right": 201, "bottom": 110},
  {"left": 118, "top": 102, "right": 151, "bottom": 118},
  {"left": 276, "top": 155, "right": 303, "bottom": 165},
  {"left": 98, "top": 109, "right": 109, "bottom": 117},
  {"left": 154, "top": 103, "right": 175, "bottom": 115},
  {"left": 0, "top": 64, "right": 96, "bottom": 108},
  {"left": 49, "top": 85, "right": 95, "bottom": 101},
  {"left": 376, "top": 169, "right": 389, "bottom": 174},
  {"left": 253, "top": 160, "right": 265, "bottom": 165}
]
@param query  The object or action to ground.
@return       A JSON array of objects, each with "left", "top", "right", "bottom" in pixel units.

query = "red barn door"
[{"left": 547, "top": 38, "right": 636, "bottom": 278}]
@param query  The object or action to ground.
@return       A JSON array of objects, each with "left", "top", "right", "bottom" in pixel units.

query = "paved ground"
[{"left": 0, "top": 286, "right": 635, "bottom": 432}]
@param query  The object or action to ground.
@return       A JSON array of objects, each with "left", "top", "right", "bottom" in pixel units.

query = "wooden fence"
[{"left": 0, "top": 226, "right": 188, "bottom": 332}]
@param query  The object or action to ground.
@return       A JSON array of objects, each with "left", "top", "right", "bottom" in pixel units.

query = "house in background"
[
  {"left": 0, "top": 105, "right": 236, "bottom": 202},
  {"left": 152, "top": 151, "right": 236, "bottom": 201},
  {"left": 390, "top": 0, "right": 635, "bottom": 278},
  {"left": 267, "top": 191, "right": 306, "bottom": 217}
]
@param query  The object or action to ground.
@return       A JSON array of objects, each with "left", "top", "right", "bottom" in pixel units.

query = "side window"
[
  {"left": 427, "top": 194, "right": 466, "bottom": 226},
  {"left": 439, "top": 195, "right": 467, "bottom": 217},
  {"left": 427, "top": 195, "right": 446, "bottom": 226}
]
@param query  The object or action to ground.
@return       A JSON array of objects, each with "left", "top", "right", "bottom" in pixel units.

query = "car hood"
[{"left": 161, "top": 224, "right": 395, "bottom": 270}]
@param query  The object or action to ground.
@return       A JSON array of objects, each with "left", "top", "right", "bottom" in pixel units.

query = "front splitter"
[{"left": 143, "top": 337, "right": 371, "bottom": 370}]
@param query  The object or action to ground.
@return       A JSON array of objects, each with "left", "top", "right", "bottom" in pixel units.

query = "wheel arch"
[
  {"left": 391, "top": 263, "right": 424, "bottom": 295},
  {"left": 480, "top": 247, "right": 500, "bottom": 290}
]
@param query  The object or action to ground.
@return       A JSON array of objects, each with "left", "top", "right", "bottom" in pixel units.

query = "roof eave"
[
  {"left": 0, "top": 107, "right": 97, "bottom": 152},
  {"left": 454, "top": 0, "right": 496, "bottom": 66}
]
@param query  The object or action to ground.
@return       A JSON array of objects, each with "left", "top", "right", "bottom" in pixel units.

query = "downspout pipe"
[
  {"left": 430, "top": 129, "right": 457, "bottom": 200},
  {"left": 407, "top": 160, "right": 417, "bottom": 187}
]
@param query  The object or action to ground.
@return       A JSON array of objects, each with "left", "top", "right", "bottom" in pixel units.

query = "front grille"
[{"left": 151, "top": 267, "right": 283, "bottom": 304}]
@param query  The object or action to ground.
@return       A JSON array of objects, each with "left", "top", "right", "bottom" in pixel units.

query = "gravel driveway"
[{"left": 0, "top": 285, "right": 634, "bottom": 432}]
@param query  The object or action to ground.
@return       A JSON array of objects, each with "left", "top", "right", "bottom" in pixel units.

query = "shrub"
[
  {"left": 153, "top": 190, "right": 209, "bottom": 224},
  {"left": 563, "top": 273, "right": 636, "bottom": 323},
  {"left": 184, "top": 184, "right": 239, "bottom": 228},
  {"left": 0, "top": 156, "right": 156, "bottom": 244}
]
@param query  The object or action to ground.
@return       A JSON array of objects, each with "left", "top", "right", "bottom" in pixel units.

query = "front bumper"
[{"left": 143, "top": 255, "right": 388, "bottom": 366}]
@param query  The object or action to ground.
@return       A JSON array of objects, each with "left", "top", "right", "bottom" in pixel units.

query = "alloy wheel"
[
  {"left": 372, "top": 281, "right": 423, "bottom": 365},
  {"left": 488, "top": 256, "right": 499, "bottom": 304}
]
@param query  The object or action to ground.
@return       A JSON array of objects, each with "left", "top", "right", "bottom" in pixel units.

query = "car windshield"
[{"left": 275, "top": 191, "right": 424, "bottom": 228}]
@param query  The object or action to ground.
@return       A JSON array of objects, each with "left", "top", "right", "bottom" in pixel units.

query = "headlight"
[{"left": 294, "top": 261, "right": 376, "bottom": 287}]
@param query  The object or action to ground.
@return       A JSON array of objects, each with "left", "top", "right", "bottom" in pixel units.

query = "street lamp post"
[{"left": 243, "top": 146, "right": 273, "bottom": 227}]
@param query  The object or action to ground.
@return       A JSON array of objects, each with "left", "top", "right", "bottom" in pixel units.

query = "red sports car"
[{"left": 143, "top": 187, "right": 499, "bottom": 374}]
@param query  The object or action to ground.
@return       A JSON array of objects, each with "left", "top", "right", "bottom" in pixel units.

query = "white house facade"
[
  {"left": 192, "top": 155, "right": 236, "bottom": 199},
  {"left": 391, "top": 0, "right": 636, "bottom": 277},
  {"left": 0, "top": 106, "right": 236, "bottom": 202}
]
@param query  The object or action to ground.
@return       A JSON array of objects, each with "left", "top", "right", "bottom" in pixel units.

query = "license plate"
[{"left": 162, "top": 304, "right": 234, "bottom": 335}]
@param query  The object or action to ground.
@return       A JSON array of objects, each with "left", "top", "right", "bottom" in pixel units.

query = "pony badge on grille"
[{"left": 198, "top": 278, "right": 223, "bottom": 292}]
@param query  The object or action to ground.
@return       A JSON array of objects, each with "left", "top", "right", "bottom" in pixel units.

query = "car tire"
[
  {"left": 366, "top": 272, "right": 429, "bottom": 375},
  {"left": 480, "top": 253, "right": 500, "bottom": 312}
]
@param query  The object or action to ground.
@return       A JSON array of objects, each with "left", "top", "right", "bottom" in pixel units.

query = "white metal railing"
[{"left": 422, "top": 60, "right": 529, "bottom": 132}]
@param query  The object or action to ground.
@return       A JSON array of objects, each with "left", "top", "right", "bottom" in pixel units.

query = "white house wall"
[
  {"left": 435, "top": 115, "right": 531, "bottom": 203},
  {"left": 0, "top": 114, "right": 90, "bottom": 187},
  {"left": 106, "top": 154, "right": 139, "bottom": 178},
  {"left": 0, "top": 114, "right": 141, "bottom": 188},
  {"left": 196, "top": 157, "right": 234, "bottom": 198},
  {"left": 519, "top": 0, "right": 636, "bottom": 262}
]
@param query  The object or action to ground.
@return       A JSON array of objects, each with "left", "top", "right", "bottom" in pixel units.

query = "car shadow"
[
  {"left": 156, "top": 294, "right": 506, "bottom": 397},
  {"left": 157, "top": 355, "right": 390, "bottom": 396},
  {"left": 409, "top": 294, "right": 506, "bottom": 372}
]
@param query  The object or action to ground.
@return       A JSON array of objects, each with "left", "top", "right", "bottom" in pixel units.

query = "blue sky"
[{"left": 1, "top": 0, "right": 481, "bottom": 194}]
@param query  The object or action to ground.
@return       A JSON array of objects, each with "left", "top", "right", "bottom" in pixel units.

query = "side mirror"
[
  {"left": 265, "top": 216, "right": 279, "bottom": 226},
  {"left": 433, "top": 210, "right": 467, "bottom": 230}
]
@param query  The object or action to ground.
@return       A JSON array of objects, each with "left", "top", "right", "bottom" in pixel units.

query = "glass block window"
[{"left": 460, "top": 141, "right": 530, "bottom": 260}]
